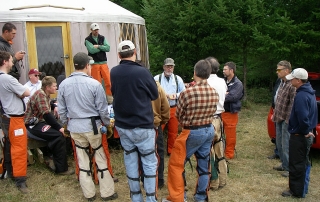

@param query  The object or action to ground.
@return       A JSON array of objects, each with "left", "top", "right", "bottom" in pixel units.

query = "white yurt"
[{"left": 0, "top": 0, "right": 149, "bottom": 84}]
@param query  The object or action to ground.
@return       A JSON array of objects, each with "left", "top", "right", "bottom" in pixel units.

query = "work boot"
[
  {"left": 17, "top": 183, "right": 29, "bottom": 194},
  {"left": 87, "top": 195, "right": 96, "bottom": 202},
  {"left": 281, "top": 171, "right": 289, "bottom": 177},
  {"left": 101, "top": 192, "right": 118, "bottom": 201},
  {"left": 57, "top": 167, "right": 74, "bottom": 175},
  {"left": 267, "top": 154, "right": 279, "bottom": 159},
  {"left": 273, "top": 165, "right": 285, "bottom": 171}
]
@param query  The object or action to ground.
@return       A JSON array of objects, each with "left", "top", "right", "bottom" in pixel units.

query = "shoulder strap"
[
  {"left": 158, "top": 74, "right": 161, "bottom": 84},
  {"left": 175, "top": 75, "right": 178, "bottom": 93}
]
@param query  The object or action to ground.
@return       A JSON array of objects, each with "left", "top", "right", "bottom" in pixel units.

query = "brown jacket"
[{"left": 152, "top": 81, "right": 170, "bottom": 127}]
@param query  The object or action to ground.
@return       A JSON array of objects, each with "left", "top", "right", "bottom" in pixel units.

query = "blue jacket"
[
  {"left": 110, "top": 60, "right": 158, "bottom": 129},
  {"left": 288, "top": 82, "right": 318, "bottom": 135},
  {"left": 224, "top": 76, "right": 244, "bottom": 113}
]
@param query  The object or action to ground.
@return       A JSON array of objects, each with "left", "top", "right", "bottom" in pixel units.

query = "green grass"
[{"left": 1, "top": 103, "right": 320, "bottom": 201}]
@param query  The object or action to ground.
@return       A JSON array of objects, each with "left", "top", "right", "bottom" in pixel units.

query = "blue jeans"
[
  {"left": 276, "top": 121, "right": 290, "bottom": 171},
  {"left": 185, "top": 125, "right": 214, "bottom": 201},
  {"left": 116, "top": 127, "right": 157, "bottom": 202}
]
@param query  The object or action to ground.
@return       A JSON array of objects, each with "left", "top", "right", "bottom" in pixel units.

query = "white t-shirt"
[
  {"left": 0, "top": 72, "right": 27, "bottom": 115},
  {"left": 207, "top": 74, "right": 227, "bottom": 115},
  {"left": 23, "top": 80, "right": 42, "bottom": 104}
]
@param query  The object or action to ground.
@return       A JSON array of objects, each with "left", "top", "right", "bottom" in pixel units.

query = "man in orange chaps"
[
  {"left": 222, "top": 62, "right": 243, "bottom": 159},
  {"left": 0, "top": 52, "right": 30, "bottom": 193}
]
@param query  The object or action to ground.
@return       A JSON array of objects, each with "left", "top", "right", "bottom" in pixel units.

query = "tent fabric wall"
[{"left": 0, "top": 0, "right": 149, "bottom": 83}]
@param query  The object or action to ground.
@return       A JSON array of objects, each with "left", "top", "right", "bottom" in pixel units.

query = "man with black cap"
[
  {"left": 23, "top": 68, "right": 42, "bottom": 104},
  {"left": 154, "top": 58, "right": 185, "bottom": 156},
  {"left": 111, "top": 40, "right": 158, "bottom": 202},
  {"left": 85, "top": 23, "right": 113, "bottom": 104},
  {"left": 58, "top": 52, "right": 117, "bottom": 201}
]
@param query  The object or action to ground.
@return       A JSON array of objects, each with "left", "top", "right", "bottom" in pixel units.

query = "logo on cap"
[{"left": 90, "top": 23, "right": 100, "bottom": 30}]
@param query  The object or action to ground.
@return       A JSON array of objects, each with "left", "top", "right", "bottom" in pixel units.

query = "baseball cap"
[
  {"left": 28, "top": 69, "right": 41, "bottom": 75},
  {"left": 90, "top": 23, "right": 100, "bottom": 30},
  {"left": 73, "top": 52, "right": 94, "bottom": 68},
  {"left": 164, "top": 58, "right": 175, "bottom": 66},
  {"left": 285, "top": 68, "right": 308, "bottom": 80},
  {"left": 118, "top": 40, "right": 135, "bottom": 52}
]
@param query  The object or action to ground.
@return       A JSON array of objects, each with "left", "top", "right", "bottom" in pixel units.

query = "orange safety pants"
[
  {"left": 91, "top": 63, "right": 112, "bottom": 98},
  {"left": 166, "top": 129, "right": 189, "bottom": 202},
  {"left": 221, "top": 112, "right": 238, "bottom": 159},
  {"left": 166, "top": 107, "right": 179, "bottom": 154},
  {"left": 9, "top": 116, "right": 27, "bottom": 178}
]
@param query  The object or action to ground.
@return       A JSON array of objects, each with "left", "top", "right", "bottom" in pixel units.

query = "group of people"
[
  {"left": 0, "top": 21, "right": 245, "bottom": 201},
  {"left": 270, "top": 60, "right": 317, "bottom": 198},
  {"left": 1, "top": 20, "right": 316, "bottom": 202}
]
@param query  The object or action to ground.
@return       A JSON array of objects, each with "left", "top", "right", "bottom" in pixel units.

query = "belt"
[
  {"left": 90, "top": 116, "right": 101, "bottom": 135},
  {"left": 170, "top": 105, "right": 177, "bottom": 108},
  {"left": 183, "top": 124, "right": 212, "bottom": 130},
  {"left": 6, "top": 114, "right": 25, "bottom": 117}
]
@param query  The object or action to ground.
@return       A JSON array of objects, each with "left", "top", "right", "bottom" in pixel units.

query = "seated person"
[
  {"left": 24, "top": 76, "right": 73, "bottom": 175},
  {"left": 23, "top": 69, "right": 42, "bottom": 104}
]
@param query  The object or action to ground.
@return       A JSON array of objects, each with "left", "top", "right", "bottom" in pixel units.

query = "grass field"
[{"left": 1, "top": 103, "right": 320, "bottom": 201}]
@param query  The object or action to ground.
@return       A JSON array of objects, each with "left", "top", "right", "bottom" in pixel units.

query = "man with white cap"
[
  {"left": 154, "top": 58, "right": 185, "bottom": 156},
  {"left": 282, "top": 68, "right": 317, "bottom": 198},
  {"left": 111, "top": 40, "right": 158, "bottom": 202},
  {"left": 23, "top": 68, "right": 42, "bottom": 104},
  {"left": 85, "top": 23, "right": 113, "bottom": 104}
]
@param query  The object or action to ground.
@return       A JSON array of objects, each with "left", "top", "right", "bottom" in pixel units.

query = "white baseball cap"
[
  {"left": 90, "top": 23, "right": 100, "bottom": 30},
  {"left": 118, "top": 40, "right": 135, "bottom": 53},
  {"left": 286, "top": 68, "right": 308, "bottom": 80}
]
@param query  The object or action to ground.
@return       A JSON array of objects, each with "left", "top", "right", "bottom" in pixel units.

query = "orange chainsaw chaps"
[
  {"left": 8, "top": 116, "right": 27, "bottom": 178},
  {"left": 113, "top": 127, "right": 120, "bottom": 138},
  {"left": 101, "top": 134, "right": 114, "bottom": 177},
  {"left": 166, "top": 129, "right": 190, "bottom": 202}
]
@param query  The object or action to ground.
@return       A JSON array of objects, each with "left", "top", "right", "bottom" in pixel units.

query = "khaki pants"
[
  {"left": 211, "top": 116, "right": 227, "bottom": 189},
  {"left": 71, "top": 131, "right": 114, "bottom": 199}
]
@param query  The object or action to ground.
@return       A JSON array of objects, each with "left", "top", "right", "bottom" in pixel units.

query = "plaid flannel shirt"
[
  {"left": 24, "top": 89, "right": 51, "bottom": 124},
  {"left": 272, "top": 79, "right": 296, "bottom": 123},
  {"left": 176, "top": 80, "right": 219, "bottom": 127}
]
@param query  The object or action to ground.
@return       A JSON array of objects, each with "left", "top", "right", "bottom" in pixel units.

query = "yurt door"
[{"left": 26, "top": 22, "right": 72, "bottom": 86}]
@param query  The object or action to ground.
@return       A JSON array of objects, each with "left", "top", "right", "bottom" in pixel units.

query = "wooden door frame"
[{"left": 25, "top": 22, "right": 73, "bottom": 77}]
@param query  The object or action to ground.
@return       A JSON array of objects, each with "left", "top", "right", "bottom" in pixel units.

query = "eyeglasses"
[
  {"left": 34, "top": 75, "right": 40, "bottom": 77},
  {"left": 165, "top": 66, "right": 174, "bottom": 69},
  {"left": 276, "top": 68, "right": 286, "bottom": 72}
]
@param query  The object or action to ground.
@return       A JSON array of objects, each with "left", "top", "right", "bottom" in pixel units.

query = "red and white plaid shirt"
[{"left": 176, "top": 80, "right": 219, "bottom": 127}]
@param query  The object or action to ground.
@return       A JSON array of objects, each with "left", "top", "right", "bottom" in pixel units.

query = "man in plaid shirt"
[
  {"left": 164, "top": 59, "right": 219, "bottom": 202},
  {"left": 24, "top": 76, "right": 73, "bottom": 175},
  {"left": 272, "top": 60, "right": 296, "bottom": 178}
]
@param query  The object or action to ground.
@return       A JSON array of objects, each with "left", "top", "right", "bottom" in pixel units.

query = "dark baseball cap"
[{"left": 73, "top": 52, "right": 94, "bottom": 68}]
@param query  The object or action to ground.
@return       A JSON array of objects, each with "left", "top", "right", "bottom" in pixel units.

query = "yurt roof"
[{"left": 0, "top": 0, "right": 145, "bottom": 25}]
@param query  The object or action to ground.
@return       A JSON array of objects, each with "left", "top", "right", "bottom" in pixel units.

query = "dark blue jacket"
[
  {"left": 110, "top": 60, "right": 158, "bottom": 129},
  {"left": 288, "top": 82, "right": 318, "bottom": 135},
  {"left": 224, "top": 76, "right": 244, "bottom": 113}
]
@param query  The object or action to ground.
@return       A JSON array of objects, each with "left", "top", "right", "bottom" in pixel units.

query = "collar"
[{"left": 69, "top": 72, "right": 90, "bottom": 77}]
